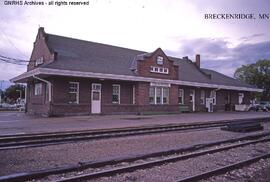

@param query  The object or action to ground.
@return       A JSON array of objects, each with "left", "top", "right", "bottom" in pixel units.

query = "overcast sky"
[{"left": 0, "top": 0, "right": 270, "bottom": 82}]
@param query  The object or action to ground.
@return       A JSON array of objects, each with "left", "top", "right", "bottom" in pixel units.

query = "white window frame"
[
  {"left": 162, "top": 87, "right": 169, "bottom": 104},
  {"left": 112, "top": 84, "right": 120, "bottom": 104},
  {"left": 34, "top": 83, "right": 42, "bottom": 95},
  {"left": 210, "top": 90, "right": 216, "bottom": 105},
  {"left": 200, "top": 90, "right": 205, "bottom": 105},
  {"left": 178, "top": 89, "right": 184, "bottom": 104},
  {"left": 69, "top": 82, "right": 79, "bottom": 104},
  {"left": 149, "top": 86, "right": 155, "bottom": 104},
  {"left": 149, "top": 86, "right": 170, "bottom": 105},
  {"left": 150, "top": 66, "right": 169, "bottom": 74}
]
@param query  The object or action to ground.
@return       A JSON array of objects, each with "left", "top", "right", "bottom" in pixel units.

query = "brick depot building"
[{"left": 12, "top": 28, "right": 262, "bottom": 116}]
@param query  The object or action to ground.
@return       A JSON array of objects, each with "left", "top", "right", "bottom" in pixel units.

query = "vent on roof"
[{"left": 183, "top": 56, "right": 189, "bottom": 60}]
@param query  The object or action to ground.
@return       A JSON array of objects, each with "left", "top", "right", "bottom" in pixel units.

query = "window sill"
[{"left": 68, "top": 102, "right": 79, "bottom": 104}]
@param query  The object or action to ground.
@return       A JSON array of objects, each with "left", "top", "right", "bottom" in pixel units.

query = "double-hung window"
[
  {"left": 163, "top": 88, "right": 169, "bottom": 104},
  {"left": 69, "top": 82, "right": 79, "bottom": 104},
  {"left": 149, "top": 86, "right": 169, "bottom": 105},
  {"left": 34, "top": 83, "right": 42, "bottom": 95},
  {"left": 156, "top": 87, "right": 162, "bottom": 104},
  {"left": 149, "top": 87, "right": 155, "bottom": 104},
  {"left": 112, "top": 84, "right": 120, "bottom": 104},
  {"left": 178, "top": 89, "right": 184, "bottom": 104}
]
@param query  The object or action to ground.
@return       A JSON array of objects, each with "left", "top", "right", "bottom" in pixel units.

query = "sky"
[{"left": 0, "top": 0, "right": 270, "bottom": 88}]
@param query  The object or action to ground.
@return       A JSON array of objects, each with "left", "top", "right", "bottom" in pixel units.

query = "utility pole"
[{"left": 0, "top": 80, "right": 3, "bottom": 104}]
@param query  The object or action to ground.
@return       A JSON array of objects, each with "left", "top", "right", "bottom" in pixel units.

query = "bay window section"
[
  {"left": 156, "top": 87, "right": 162, "bottom": 104},
  {"left": 149, "top": 86, "right": 169, "bottom": 105},
  {"left": 163, "top": 87, "right": 169, "bottom": 104},
  {"left": 149, "top": 87, "right": 155, "bottom": 104}
]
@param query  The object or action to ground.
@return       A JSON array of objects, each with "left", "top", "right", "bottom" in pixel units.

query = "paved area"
[{"left": 0, "top": 111, "right": 270, "bottom": 135}]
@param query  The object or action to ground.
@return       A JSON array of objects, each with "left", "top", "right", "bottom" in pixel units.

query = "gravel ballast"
[
  {"left": 90, "top": 141, "right": 270, "bottom": 182},
  {"left": 1, "top": 123, "right": 270, "bottom": 179}
]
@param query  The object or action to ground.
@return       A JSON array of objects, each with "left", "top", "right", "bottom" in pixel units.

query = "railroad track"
[
  {"left": 0, "top": 121, "right": 228, "bottom": 150},
  {"left": 1, "top": 131, "right": 270, "bottom": 182},
  {"left": 0, "top": 117, "right": 269, "bottom": 150}
]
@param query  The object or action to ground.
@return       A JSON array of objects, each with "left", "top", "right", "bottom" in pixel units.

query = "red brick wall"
[
  {"left": 44, "top": 77, "right": 136, "bottom": 115},
  {"left": 136, "top": 82, "right": 150, "bottom": 105},
  {"left": 27, "top": 28, "right": 54, "bottom": 71},
  {"left": 26, "top": 75, "right": 254, "bottom": 116},
  {"left": 170, "top": 85, "right": 178, "bottom": 105},
  {"left": 26, "top": 80, "right": 50, "bottom": 116},
  {"left": 137, "top": 49, "right": 178, "bottom": 80},
  {"left": 51, "top": 76, "right": 91, "bottom": 104},
  {"left": 101, "top": 80, "right": 134, "bottom": 105},
  {"left": 175, "top": 86, "right": 253, "bottom": 112}
]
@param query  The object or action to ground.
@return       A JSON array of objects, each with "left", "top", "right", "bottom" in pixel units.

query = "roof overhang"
[{"left": 10, "top": 68, "right": 263, "bottom": 92}]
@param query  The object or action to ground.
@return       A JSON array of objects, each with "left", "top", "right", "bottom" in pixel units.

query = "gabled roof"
[
  {"left": 42, "top": 33, "right": 212, "bottom": 80},
  {"left": 201, "top": 68, "right": 254, "bottom": 88},
  {"left": 12, "top": 30, "right": 259, "bottom": 91},
  {"left": 170, "top": 57, "right": 212, "bottom": 84},
  {"left": 43, "top": 34, "right": 145, "bottom": 76}
]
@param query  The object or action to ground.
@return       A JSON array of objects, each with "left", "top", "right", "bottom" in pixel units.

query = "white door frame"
[
  {"left": 91, "top": 83, "right": 101, "bottom": 114},
  {"left": 190, "top": 89, "right": 195, "bottom": 111}
]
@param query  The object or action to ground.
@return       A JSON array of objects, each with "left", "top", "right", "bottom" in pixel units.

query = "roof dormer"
[{"left": 133, "top": 48, "right": 178, "bottom": 80}]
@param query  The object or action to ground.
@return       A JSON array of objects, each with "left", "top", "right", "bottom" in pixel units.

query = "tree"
[
  {"left": 4, "top": 84, "right": 26, "bottom": 103},
  {"left": 0, "top": 89, "right": 4, "bottom": 103},
  {"left": 234, "top": 59, "right": 270, "bottom": 100}
]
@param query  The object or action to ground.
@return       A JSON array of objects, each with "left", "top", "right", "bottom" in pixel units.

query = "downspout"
[
  {"left": 33, "top": 75, "right": 53, "bottom": 116},
  {"left": 24, "top": 85, "right": 27, "bottom": 113},
  {"left": 33, "top": 75, "right": 52, "bottom": 102}
]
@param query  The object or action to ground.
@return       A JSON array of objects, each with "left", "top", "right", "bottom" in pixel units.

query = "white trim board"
[{"left": 10, "top": 68, "right": 263, "bottom": 92}]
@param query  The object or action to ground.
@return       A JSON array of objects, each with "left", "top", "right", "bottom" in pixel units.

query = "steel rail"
[
  {"left": 55, "top": 137, "right": 270, "bottom": 182},
  {"left": 1, "top": 132, "right": 270, "bottom": 182},
  {"left": 1, "top": 117, "right": 269, "bottom": 150},
  {"left": 1, "top": 117, "right": 269, "bottom": 140},
  {"left": 176, "top": 153, "right": 270, "bottom": 182},
  {"left": 54, "top": 136, "right": 270, "bottom": 182},
  {"left": 0, "top": 122, "right": 226, "bottom": 150}
]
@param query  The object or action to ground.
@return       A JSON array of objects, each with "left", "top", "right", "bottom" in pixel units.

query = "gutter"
[
  {"left": 11, "top": 68, "right": 263, "bottom": 93},
  {"left": 33, "top": 75, "right": 52, "bottom": 102}
]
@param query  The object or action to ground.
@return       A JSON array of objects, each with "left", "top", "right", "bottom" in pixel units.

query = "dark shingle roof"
[
  {"left": 170, "top": 57, "right": 212, "bottom": 84},
  {"left": 42, "top": 33, "right": 255, "bottom": 89},
  {"left": 43, "top": 34, "right": 145, "bottom": 76},
  {"left": 201, "top": 69, "right": 255, "bottom": 88}
]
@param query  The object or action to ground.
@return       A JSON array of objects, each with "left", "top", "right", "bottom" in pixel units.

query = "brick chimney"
[{"left": 195, "top": 54, "right": 200, "bottom": 68}]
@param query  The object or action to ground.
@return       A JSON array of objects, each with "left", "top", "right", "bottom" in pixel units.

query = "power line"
[
  {"left": 0, "top": 58, "right": 28, "bottom": 65},
  {"left": 0, "top": 29, "right": 28, "bottom": 58},
  {"left": 0, "top": 54, "right": 30, "bottom": 66},
  {"left": 0, "top": 54, "right": 30, "bottom": 62}
]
